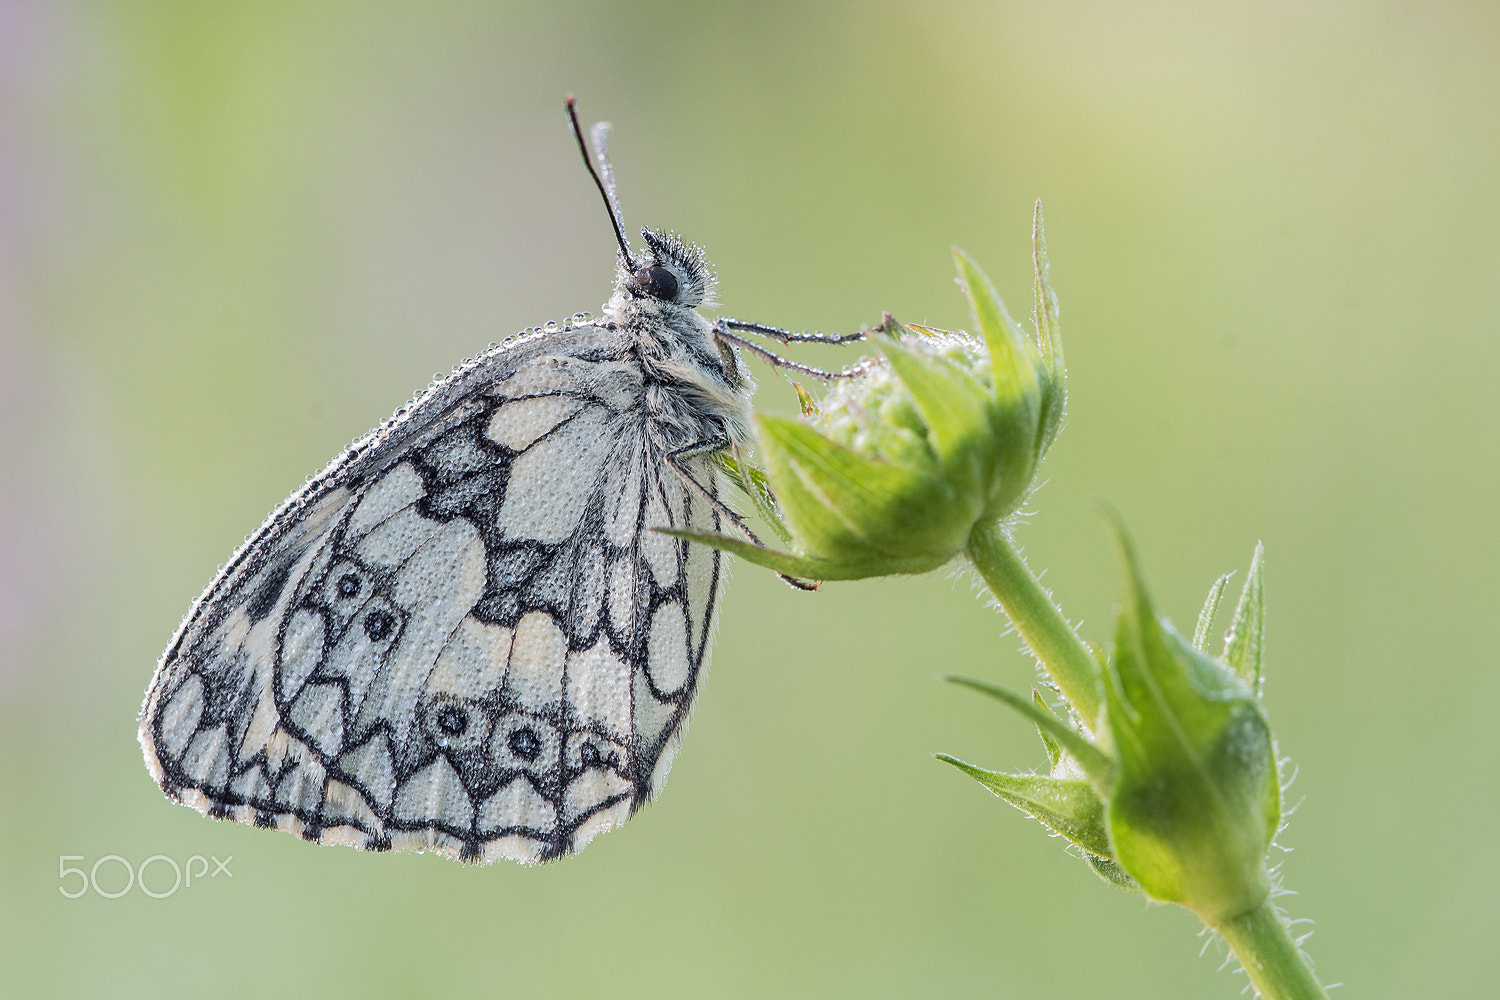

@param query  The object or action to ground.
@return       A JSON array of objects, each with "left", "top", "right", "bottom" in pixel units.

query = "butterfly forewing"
[{"left": 141, "top": 323, "right": 725, "bottom": 863}]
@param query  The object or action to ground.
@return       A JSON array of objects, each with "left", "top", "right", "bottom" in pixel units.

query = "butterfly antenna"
[{"left": 565, "top": 95, "right": 636, "bottom": 271}]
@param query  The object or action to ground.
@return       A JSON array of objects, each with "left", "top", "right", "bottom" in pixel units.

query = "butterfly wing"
[{"left": 141, "top": 324, "right": 725, "bottom": 863}]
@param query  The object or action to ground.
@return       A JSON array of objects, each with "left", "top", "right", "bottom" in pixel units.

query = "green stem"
[
  {"left": 1211, "top": 901, "right": 1328, "bottom": 1000},
  {"left": 965, "top": 520, "right": 1101, "bottom": 724}
]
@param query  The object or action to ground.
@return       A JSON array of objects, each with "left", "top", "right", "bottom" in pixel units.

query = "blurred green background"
[{"left": 3, "top": 1, "right": 1497, "bottom": 996}]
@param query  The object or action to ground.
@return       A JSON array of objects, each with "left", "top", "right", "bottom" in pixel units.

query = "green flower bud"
[
  {"left": 941, "top": 527, "right": 1283, "bottom": 922},
  {"left": 680, "top": 203, "right": 1065, "bottom": 582},
  {"left": 1102, "top": 521, "right": 1281, "bottom": 921}
]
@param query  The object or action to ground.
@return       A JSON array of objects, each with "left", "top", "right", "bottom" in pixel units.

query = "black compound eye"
[
  {"left": 508, "top": 727, "right": 541, "bottom": 761},
  {"left": 436, "top": 705, "right": 468, "bottom": 737},
  {"left": 336, "top": 573, "right": 361, "bottom": 599},
  {"left": 633, "top": 264, "right": 678, "bottom": 300},
  {"left": 364, "top": 609, "right": 395, "bottom": 641}
]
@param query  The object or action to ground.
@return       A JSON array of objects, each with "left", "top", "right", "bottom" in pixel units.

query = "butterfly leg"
[
  {"left": 716, "top": 317, "right": 874, "bottom": 345},
  {"left": 663, "top": 438, "right": 819, "bottom": 592},
  {"left": 712, "top": 320, "right": 864, "bottom": 381}
]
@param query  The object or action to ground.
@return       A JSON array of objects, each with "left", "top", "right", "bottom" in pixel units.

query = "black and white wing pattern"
[{"left": 140, "top": 323, "right": 726, "bottom": 863}]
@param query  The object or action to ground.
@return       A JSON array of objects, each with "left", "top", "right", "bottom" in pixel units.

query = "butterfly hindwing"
[{"left": 141, "top": 323, "right": 724, "bottom": 863}]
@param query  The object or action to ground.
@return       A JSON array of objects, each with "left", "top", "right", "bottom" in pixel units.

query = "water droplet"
[{"left": 543, "top": 320, "right": 559, "bottom": 332}]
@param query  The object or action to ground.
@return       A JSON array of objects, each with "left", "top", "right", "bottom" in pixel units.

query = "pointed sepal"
[
  {"left": 935, "top": 755, "right": 1113, "bottom": 859},
  {"left": 1194, "top": 572, "right": 1233, "bottom": 651},
  {"left": 1222, "top": 543, "right": 1266, "bottom": 693},
  {"left": 1030, "top": 202, "right": 1066, "bottom": 457},
  {"left": 712, "top": 451, "right": 795, "bottom": 549},
  {"left": 943, "top": 675, "right": 1114, "bottom": 791},
  {"left": 1032, "top": 690, "right": 1063, "bottom": 769},
  {"left": 1085, "top": 852, "right": 1140, "bottom": 892},
  {"left": 788, "top": 377, "right": 818, "bottom": 417}
]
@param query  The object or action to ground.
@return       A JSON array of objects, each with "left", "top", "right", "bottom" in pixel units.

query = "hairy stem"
[
  {"left": 965, "top": 521, "right": 1102, "bottom": 724},
  {"left": 1211, "top": 901, "right": 1328, "bottom": 1000}
]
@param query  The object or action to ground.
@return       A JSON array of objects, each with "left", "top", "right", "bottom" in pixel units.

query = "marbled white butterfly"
[{"left": 139, "top": 97, "right": 861, "bottom": 864}]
